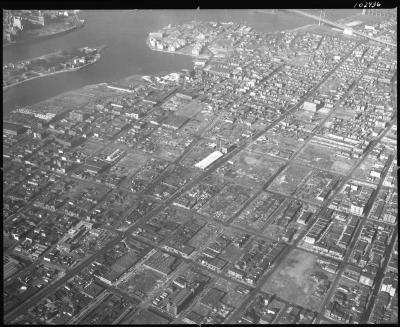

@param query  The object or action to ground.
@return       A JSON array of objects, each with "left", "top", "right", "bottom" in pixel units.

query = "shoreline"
[
  {"left": 3, "top": 46, "right": 105, "bottom": 92},
  {"left": 146, "top": 38, "right": 211, "bottom": 60},
  {"left": 4, "top": 14, "right": 362, "bottom": 112},
  {"left": 3, "top": 19, "right": 84, "bottom": 48},
  {"left": 3, "top": 62, "right": 93, "bottom": 92},
  {"left": 145, "top": 23, "right": 317, "bottom": 60}
]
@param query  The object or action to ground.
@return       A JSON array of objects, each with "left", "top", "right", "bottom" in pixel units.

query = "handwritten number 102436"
[{"left": 353, "top": 2, "right": 382, "bottom": 8}]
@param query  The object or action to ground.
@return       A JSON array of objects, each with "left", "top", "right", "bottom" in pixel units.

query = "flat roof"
[{"left": 195, "top": 151, "right": 223, "bottom": 169}]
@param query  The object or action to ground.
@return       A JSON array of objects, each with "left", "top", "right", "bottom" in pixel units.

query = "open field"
[
  {"left": 331, "top": 106, "right": 358, "bottom": 120},
  {"left": 113, "top": 149, "right": 149, "bottom": 176},
  {"left": 118, "top": 267, "right": 165, "bottom": 300},
  {"left": 181, "top": 111, "right": 215, "bottom": 136},
  {"left": 175, "top": 99, "right": 204, "bottom": 118},
  {"left": 56, "top": 92, "right": 93, "bottom": 107},
  {"left": 262, "top": 249, "right": 335, "bottom": 312},
  {"left": 319, "top": 77, "right": 342, "bottom": 94},
  {"left": 218, "top": 151, "right": 285, "bottom": 188},
  {"left": 294, "top": 110, "right": 328, "bottom": 124},
  {"left": 77, "top": 140, "right": 104, "bottom": 156},
  {"left": 352, "top": 155, "right": 382, "bottom": 185},
  {"left": 268, "top": 164, "right": 312, "bottom": 196},
  {"left": 287, "top": 54, "right": 312, "bottom": 66},
  {"left": 248, "top": 132, "right": 304, "bottom": 160},
  {"left": 297, "top": 143, "right": 356, "bottom": 174}
]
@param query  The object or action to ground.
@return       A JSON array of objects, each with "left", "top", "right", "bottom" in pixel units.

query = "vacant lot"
[
  {"left": 352, "top": 154, "right": 381, "bottom": 185},
  {"left": 219, "top": 151, "right": 285, "bottom": 187},
  {"left": 176, "top": 99, "right": 204, "bottom": 118},
  {"left": 119, "top": 267, "right": 165, "bottom": 300},
  {"left": 332, "top": 107, "right": 357, "bottom": 120},
  {"left": 268, "top": 164, "right": 312, "bottom": 196},
  {"left": 287, "top": 54, "right": 311, "bottom": 66},
  {"left": 298, "top": 143, "right": 356, "bottom": 175},
  {"left": 262, "top": 249, "right": 334, "bottom": 312},
  {"left": 249, "top": 133, "right": 304, "bottom": 160},
  {"left": 78, "top": 140, "right": 104, "bottom": 156},
  {"left": 319, "top": 77, "right": 341, "bottom": 93}
]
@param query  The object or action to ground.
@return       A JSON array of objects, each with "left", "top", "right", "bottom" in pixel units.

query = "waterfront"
[{"left": 3, "top": 9, "right": 359, "bottom": 113}]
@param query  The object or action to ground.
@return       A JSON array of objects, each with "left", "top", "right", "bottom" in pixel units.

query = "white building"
[{"left": 194, "top": 151, "right": 223, "bottom": 170}]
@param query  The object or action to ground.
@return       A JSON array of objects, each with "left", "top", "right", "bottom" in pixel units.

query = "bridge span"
[{"left": 286, "top": 9, "right": 396, "bottom": 48}]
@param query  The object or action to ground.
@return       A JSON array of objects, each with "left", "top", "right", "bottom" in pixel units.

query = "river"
[{"left": 3, "top": 9, "right": 360, "bottom": 113}]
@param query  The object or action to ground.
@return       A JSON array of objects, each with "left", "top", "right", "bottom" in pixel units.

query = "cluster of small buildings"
[
  {"left": 163, "top": 219, "right": 205, "bottom": 258},
  {"left": 227, "top": 239, "right": 286, "bottom": 286},
  {"left": 151, "top": 271, "right": 209, "bottom": 319},
  {"left": 148, "top": 21, "right": 228, "bottom": 57},
  {"left": 237, "top": 293, "right": 287, "bottom": 324},
  {"left": 329, "top": 180, "right": 376, "bottom": 217},
  {"left": 4, "top": 263, "right": 63, "bottom": 314},
  {"left": 350, "top": 220, "right": 395, "bottom": 286},
  {"left": 325, "top": 275, "right": 372, "bottom": 323},
  {"left": 197, "top": 231, "right": 250, "bottom": 274},
  {"left": 369, "top": 237, "right": 398, "bottom": 323},
  {"left": 302, "top": 209, "right": 359, "bottom": 261},
  {"left": 29, "top": 276, "right": 98, "bottom": 323},
  {"left": 368, "top": 187, "right": 397, "bottom": 224}
]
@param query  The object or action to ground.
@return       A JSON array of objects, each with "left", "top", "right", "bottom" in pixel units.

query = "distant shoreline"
[
  {"left": 146, "top": 38, "right": 210, "bottom": 59},
  {"left": 146, "top": 22, "right": 317, "bottom": 60},
  {"left": 3, "top": 19, "right": 84, "bottom": 48},
  {"left": 3, "top": 62, "right": 94, "bottom": 92},
  {"left": 3, "top": 45, "right": 105, "bottom": 92}
]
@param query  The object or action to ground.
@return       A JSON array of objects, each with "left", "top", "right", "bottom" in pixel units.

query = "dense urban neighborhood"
[{"left": 3, "top": 9, "right": 397, "bottom": 325}]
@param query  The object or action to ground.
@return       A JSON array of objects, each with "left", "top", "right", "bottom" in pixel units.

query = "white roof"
[{"left": 195, "top": 151, "right": 223, "bottom": 169}]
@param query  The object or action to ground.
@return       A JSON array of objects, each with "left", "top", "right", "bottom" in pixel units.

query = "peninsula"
[{"left": 3, "top": 45, "right": 106, "bottom": 91}]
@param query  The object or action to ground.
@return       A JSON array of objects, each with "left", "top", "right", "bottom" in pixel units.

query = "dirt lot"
[
  {"left": 119, "top": 267, "right": 165, "bottom": 300},
  {"left": 297, "top": 143, "right": 356, "bottom": 175},
  {"left": 262, "top": 249, "right": 335, "bottom": 312},
  {"left": 268, "top": 164, "right": 312, "bottom": 196},
  {"left": 219, "top": 151, "right": 285, "bottom": 188}
]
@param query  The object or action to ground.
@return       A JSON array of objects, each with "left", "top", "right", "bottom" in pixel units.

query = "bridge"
[{"left": 286, "top": 9, "right": 396, "bottom": 48}]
